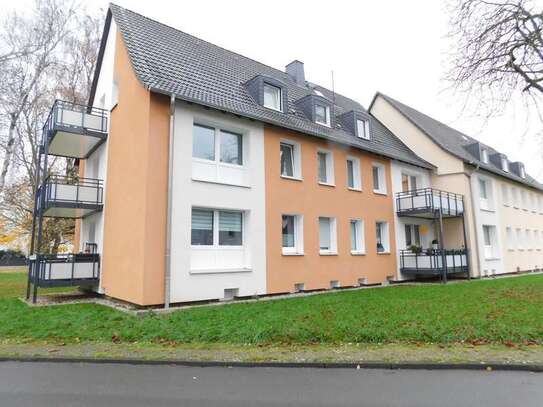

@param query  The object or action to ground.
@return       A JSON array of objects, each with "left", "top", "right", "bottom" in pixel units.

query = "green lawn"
[{"left": 1, "top": 271, "right": 542, "bottom": 346}]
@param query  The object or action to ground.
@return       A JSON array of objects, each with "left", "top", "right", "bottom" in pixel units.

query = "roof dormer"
[
  {"left": 510, "top": 162, "right": 526, "bottom": 178},
  {"left": 244, "top": 75, "right": 288, "bottom": 113},
  {"left": 294, "top": 94, "right": 334, "bottom": 127},
  {"left": 464, "top": 142, "right": 489, "bottom": 164},
  {"left": 338, "top": 110, "right": 372, "bottom": 140},
  {"left": 490, "top": 152, "right": 509, "bottom": 172}
]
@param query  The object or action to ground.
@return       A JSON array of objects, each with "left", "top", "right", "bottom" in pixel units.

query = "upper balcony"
[
  {"left": 39, "top": 175, "right": 104, "bottom": 218},
  {"left": 396, "top": 188, "right": 464, "bottom": 219},
  {"left": 44, "top": 100, "right": 108, "bottom": 159}
]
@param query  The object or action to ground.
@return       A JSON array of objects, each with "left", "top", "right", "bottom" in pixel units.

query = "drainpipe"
[
  {"left": 466, "top": 164, "right": 482, "bottom": 278},
  {"left": 164, "top": 94, "right": 176, "bottom": 309}
]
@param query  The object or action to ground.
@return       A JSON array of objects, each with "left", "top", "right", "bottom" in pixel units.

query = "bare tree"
[
  {"left": 446, "top": 0, "right": 543, "bottom": 118},
  {"left": 0, "top": 0, "right": 77, "bottom": 194}
]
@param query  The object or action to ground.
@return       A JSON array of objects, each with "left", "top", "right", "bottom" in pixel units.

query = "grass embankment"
[{"left": 0, "top": 270, "right": 542, "bottom": 347}]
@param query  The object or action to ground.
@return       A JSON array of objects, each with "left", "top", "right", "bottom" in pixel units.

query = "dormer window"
[
  {"left": 315, "top": 104, "right": 330, "bottom": 126},
  {"left": 263, "top": 83, "right": 282, "bottom": 111},
  {"left": 357, "top": 119, "right": 370, "bottom": 140},
  {"left": 501, "top": 157, "right": 509, "bottom": 172},
  {"left": 520, "top": 165, "right": 526, "bottom": 178},
  {"left": 481, "top": 148, "right": 489, "bottom": 164}
]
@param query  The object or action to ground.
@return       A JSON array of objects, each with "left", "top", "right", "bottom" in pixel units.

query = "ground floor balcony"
[
  {"left": 399, "top": 249, "right": 469, "bottom": 276},
  {"left": 28, "top": 252, "right": 100, "bottom": 288},
  {"left": 45, "top": 100, "right": 108, "bottom": 159},
  {"left": 39, "top": 175, "right": 103, "bottom": 218},
  {"left": 396, "top": 188, "right": 464, "bottom": 218}
]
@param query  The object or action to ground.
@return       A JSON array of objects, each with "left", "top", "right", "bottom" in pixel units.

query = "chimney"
[{"left": 286, "top": 60, "right": 305, "bottom": 85}]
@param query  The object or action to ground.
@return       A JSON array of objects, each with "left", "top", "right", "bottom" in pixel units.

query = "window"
[
  {"left": 526, "top": 229, "right": 532, "bottom": 250},
  {"left": 346, "top": 157, "right": 361, "bottom": 190},
  {"left": 282, "top": 214, "right": 303, "bottom": 255},
  {"left": 263, "top": 83, "right": 282, "bottom": 111},
  {"left": 315, "top": 104, "right": 330, "bottom": 126},
  {"left": 539, "top": 196, "right": 543, "bottom": 213},
  {"left": 516, "top": 228, "right": 523, "bottom": 250},
  {"left": 501, "top": 184, "right": 510, "bottom": 206},
  {"left": 520, "top": 165, "right": 526, "bottom": 178},
  {"left": 319, "top": 217, "right": 337, "bottom": 254},
  {"left": 521, "top": 190, "right": 527, "bottom": 210},
  {"left": 191, "top": 208, "right": 243, "bottom": 247},
  {"left": 317, "top": 150, "right": 334, "bottom": 185},
  {"left": 506, "top": 227, "right": 514, "bottom": 250},
  {"left": 513, "top": 187, "right": 520, "bottom": 208},
  {"left": 372, "top": 164, "right": 387, "bottom": 194},
  {"left": 404, "top": 224, "right": 421, "bottom": 248},
  {"left": 350, "top": 219, "right": 365, "bottom": 254},
  {"left": 356, "top": 119, "right": 370, "bottom": 140},
  {"left": 501, "top": 157, "right": 509, "bottom": 172},
  {"left": 482, "top": 225, "right": 496, "bottom": 259},
  {"left": 479, "top": 178, "right": 489, "bottom": 210},
  {"left": 531, "top": 193, "right": 537, "bottom": 212},
  {"left": 280, "top": 141, "right": 301, "bottom": 179},
  {"left": 193, "top": 124, "right": 243, "bottom": 165},
  {"left": 376, "top": 222, "right": 390, "bottom": 253},
  {"left": 481, "top": 148, "right": 489, "bottom": 163},
  {"left": 401, "top": 173, "right": 417, "bottom": 192},
  {"left": 535, "top": 230, "right": 541, "bottom": 250}
]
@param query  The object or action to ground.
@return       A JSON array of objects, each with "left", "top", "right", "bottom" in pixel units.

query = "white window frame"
[
  {"left": 531, "top": 192, "right": 537, "bottom": 213},
  {"left": 526, "top": 229, "right": 533, "bottom": 251},
  {"left": 319, "top": 216, "right": 337, "bottom": 255},
  {"left": 404, "top": 224, "right": 421, "bottom": 248},
  {"left": 501, "top": 157, "right": 509, "bottom": 172},
  {"left": 513, "top": 187, "right": 520, "bottom": 209},
  {"left": 356, "top": 118, "right": 370, "bottom": 140},
  {"left": 516, "top": 228, "right": 524, "bottom": 250},
  {"left": 401, "top": 172, "right": 418, "bottom": 192},
  {"left": 263, "top": 83, "right": 282, "bottom": 112},
  {"left": 280, "top": 139, "right": 302, "bottom": 180},
  {"left": 506, "top": 227, "right": 514, "bottom": 250},
  {"left": 190, "top": 208, "right": 244, "bottom": 248},
  {"left": 521, "top": 190, "right": 528, "bottom": 211},
  {"left": 317, "top": 149, "right": 335, "bottom": 186},
  {"left": 346, "top": 156, "right": 361, "bottom": 191},
  {"left": 482, "top": 225, "right": 497, "bottom": 259},
  {"left": 376, "top": 221, "right": 390, "bottom": 254},
  {"left": 501, "top": 184, "right": 510, "bottom": 206},
  {"left": 315, "top": 104, "right": 331, "bottom": 127},
  {"left": 520, "top": 164, "right": 526, "bottom": 178},
  {"left": 192, "top": 124, "right": 244, "bottom": 168},
  {"left": 479, "top": 177, "right": 491, "bottom": 211},
  {"left": 481, "top": 148, "right": 489, "bottom": 164},
  {"left": 350, "top": 219, "right": 365, "bottom": 255},
  {"left": 282, "top": 214, "right": 304, "bottom": 255},
  {"left": 372, "top": 163, "right": 387, "bottom": 195}
]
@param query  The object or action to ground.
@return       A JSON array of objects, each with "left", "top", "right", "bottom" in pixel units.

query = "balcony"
[
  {"left": 40, "top": 175, "right": 103, "bottom": 218},
  {"left": 396, "top": 188, "right": 464, "bottom": 218},
  {"left": 399, "top": 249, "right": 468, "bottom": 276},
  {"left": 29, "top": 252, "right": 100, "bottom": 288},
  {"left": 44, "top": 100, "right": 108, "bottom": 159}
]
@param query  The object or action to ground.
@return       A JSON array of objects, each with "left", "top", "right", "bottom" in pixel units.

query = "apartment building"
[{"left": 371, "top": 93, "right": 543, "bottom": 278}]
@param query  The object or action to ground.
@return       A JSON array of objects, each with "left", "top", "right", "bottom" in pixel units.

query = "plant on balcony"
[{"left": 408, "top": 245, "right": 423, "bottom": 254}]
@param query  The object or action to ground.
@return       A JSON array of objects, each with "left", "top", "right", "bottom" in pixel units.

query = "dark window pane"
[
  {"left": 318, "top": 152, "right": 327, "bottom": 183},
  {"left": 220, "top": 130, "right": 243, "bottom": 165},
  {"left": 280, "top": 143, "right": 294, "bottom": 177},
  {"left": 192, "top": 124, "right": 215, "bottom": 160},
  {"left": 191, "top": 209, "right": 214, "bottom": 245},
  {"left": 282, "top": 215, "right": 295, "bottom": 247},
  {"left": 373, "top": 166, "right": 380, "bottom": 190},
  {"left": 347, "top": 160, "right": 354, "bottom": 188},
  {"left": 219, "top": 211, "right": 243, "bottom": 245}
]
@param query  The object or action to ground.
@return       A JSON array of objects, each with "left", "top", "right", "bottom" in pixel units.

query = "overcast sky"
[{"left": 7, "top": 0, "right": 543, "bottom": 179}]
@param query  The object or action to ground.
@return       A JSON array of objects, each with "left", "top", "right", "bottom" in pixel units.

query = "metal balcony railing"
[
  {"left": 399, "top": 249, "right": 468, "bottom": 275},
  {"left": 396, "top": 188, "right": 464, "bottom": 217},
  {"left": 42, "top": 175, "right": 103, "bottom": 207},
  {"left": 29, "top": 251, "right": 100, "bottom": 288}
]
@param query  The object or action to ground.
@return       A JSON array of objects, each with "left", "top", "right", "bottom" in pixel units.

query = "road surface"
[{"left": 0, "top": 361, "right": 542, "bottom": 406}]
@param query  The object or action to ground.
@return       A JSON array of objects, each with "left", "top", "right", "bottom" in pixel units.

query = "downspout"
[
  {"left": 164, "top": 94, "right": 176, "bottom": 309},
  {"left": 466, "top": 163, "right": 482, "bottom": 278}
]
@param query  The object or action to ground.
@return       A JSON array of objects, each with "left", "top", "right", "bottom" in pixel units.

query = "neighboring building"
[
  {"left": 370, "top": 93, "right": 543, "bottom": 278},
  {"left": 26, "top": 4, "right": 433, "bottom": 306}
]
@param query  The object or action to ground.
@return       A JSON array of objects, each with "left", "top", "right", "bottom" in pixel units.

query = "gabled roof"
[
  {"left": 90, "top": 4, "right": 431, "bottom": 169},
  {"left": 373, "top": 92, "right": 543, "bottom": 190}
]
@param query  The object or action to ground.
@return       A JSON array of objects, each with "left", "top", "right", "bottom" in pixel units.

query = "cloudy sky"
[{"left": 9, "top": 0, "right": 543, "bottom": 179}]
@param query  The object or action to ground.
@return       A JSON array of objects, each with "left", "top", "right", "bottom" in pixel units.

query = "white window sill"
[
  {"left": 508, "top": 248, "right": 515, "bottom": 252},
  {"left": 190, "top": 267, "right": 252, "bottom": 275},
  {"left": 319, "top": 251, "right": 338, "bottom": 256},
  {"left": 480, "top": 208, "right": 495, "bottom": 213},
  {"left": 377, "top": 251, "right": 391, "bottom": 255},
  {"left": 348, "top": 187, "right": 362, "bottom": 192},
  {"left": 280, "top": 175, "right": 303, "bottom": 182},
  {"left": 282, "top": 250, "right": 304, "bottom": 256},
  {"left": 318, "top": 182, "right": 335, "bottom": 187},
  {"left": 373, "top": 190, "right": 387, "bottom": 196},
  {"left": 513, "top": 206, "right": 519, "bottom": 209},
  {"left": 191, "top": 177, "right": 250, "bottom": 189},
  {"left": 263, "top": 104, "right": 282, "bottom": 113},
  {"left": 484, "top": 257, "right": 501, "bottom": 261},
  {"left": 537, "top": 249, "right": 542, "bottom": 251},
  {"left": 350, "top": 251, "right": 366, "bottom": 256},
  {"left": 523, "top": 208, "right": 529, "bottom": 211},
  {"left": 316, "top": 121, "right": 331, "bottom": 128}
]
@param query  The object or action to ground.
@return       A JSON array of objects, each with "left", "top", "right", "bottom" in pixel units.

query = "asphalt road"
[{"left": 0, "top": 362, "right": 542, "bottom": 406}]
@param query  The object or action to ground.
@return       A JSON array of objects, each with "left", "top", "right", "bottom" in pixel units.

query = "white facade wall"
[
  {"left": 391, "top": 161, "right": 436, "bottom": 279},
  {"left": 169, "top": 102, "right": 267, "bottom": 303}
]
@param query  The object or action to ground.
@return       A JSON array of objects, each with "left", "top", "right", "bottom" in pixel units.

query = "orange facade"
[{"left": 264, "top": 126, "right": 398, "bottom": 293}]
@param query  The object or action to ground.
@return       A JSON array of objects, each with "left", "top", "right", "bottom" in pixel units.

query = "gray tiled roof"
[
  {"left": 375, "top": 93, "right": 543, "bottom": 191},
  {"left": 103, "top": 4, "right": 431, "bottom": 169}
]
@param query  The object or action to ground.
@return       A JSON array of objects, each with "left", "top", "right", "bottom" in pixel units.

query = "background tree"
[{"left": 447, "top": 0, "right": 542, "bottom": 119}]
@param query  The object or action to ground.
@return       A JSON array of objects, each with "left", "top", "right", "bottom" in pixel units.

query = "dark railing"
[
  {"left": 29, "top": 250, "right": 100, "bottom": 287},
  {"left": 396, "top": 188, "right": 464, "bottom": 217},
  {"left": 41, "top": 175, "right": 103, "bottom": 207},
  {"left": 399, "top": 249, "right": 468, "bottom": 275},
  {"left": 44, "top": 99, "right": 108, "bottom": 140}
]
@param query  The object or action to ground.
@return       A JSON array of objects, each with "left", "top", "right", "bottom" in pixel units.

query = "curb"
[{"left": 1, "top": 357, "right": 542, "bottom": 372}]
